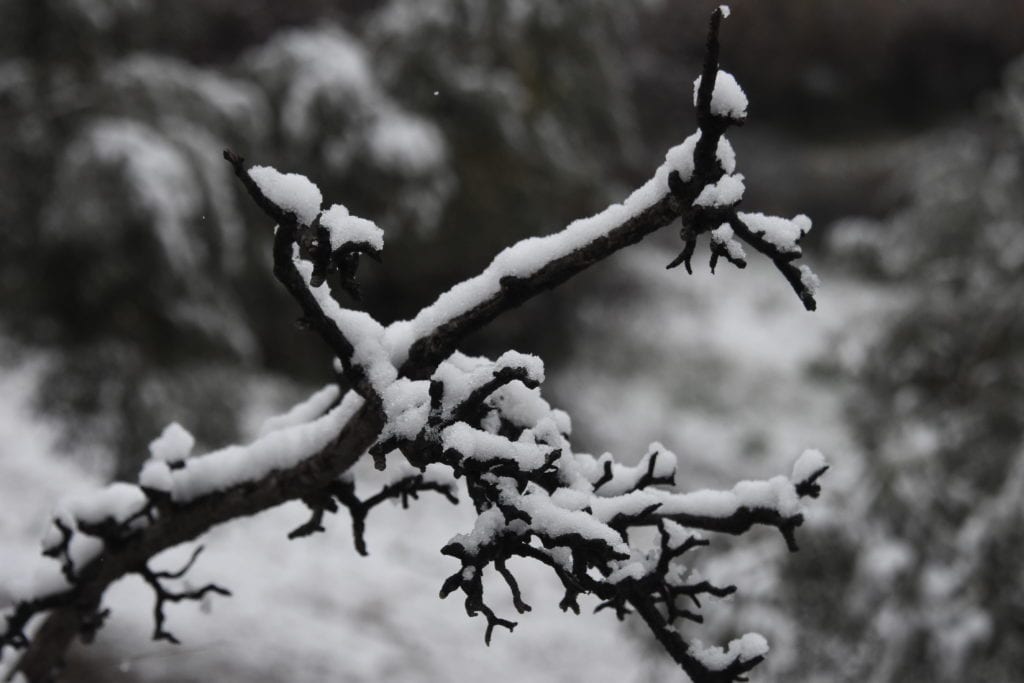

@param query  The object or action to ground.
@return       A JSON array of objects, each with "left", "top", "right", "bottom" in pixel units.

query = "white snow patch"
[
  {"left": 694, "top": 174, "right": 745, "bottom": 208},
  {"left": 689, "top": 632, "right": 768, "bottom": 670},
  {"left": 799, "top": 264, "right": 821, "bottom": 296},
  {"left": 739, "top": 212, "right": 811, "bottom": 254},
  {"left": 791, "top": 448, "right": 826, "bottom": 483},
  {"left": 320, "top": 204, "right": 384, "bottom": 252},
  {"left": 148, "top": 422, "right": 195, "bottom": 464},
  {"left": 248, "top": 165, "right": 322, "bottom": 226},
  {"left": 693, "top": 71, "right": 748, "bottom": 120},
  {"left": 710, "top": 224, "right": 747, "bottom": 261}
]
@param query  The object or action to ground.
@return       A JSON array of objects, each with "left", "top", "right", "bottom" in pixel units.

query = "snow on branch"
[
  {"left": 1, "top": 7, "right": 826, "bottom": 683},
  {"left": 347, "top": 348, "right": 827, "bottom": 682},
  {"left": 665, "top": 7, "right": 819, "bottom": 311}
]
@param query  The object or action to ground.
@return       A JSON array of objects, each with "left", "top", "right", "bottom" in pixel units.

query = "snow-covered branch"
[{"left": 1, "top": 7, "right": 825, "bottom": 682}]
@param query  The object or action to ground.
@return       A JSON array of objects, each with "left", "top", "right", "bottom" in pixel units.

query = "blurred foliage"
[
  {"left": 0, "top": 0, "right": 644, "bottom": 476},
  {"left": 772, "top": 55, "right": 1024, "bottom": 682}
]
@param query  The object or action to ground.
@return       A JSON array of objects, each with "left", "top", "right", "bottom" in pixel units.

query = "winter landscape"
[{"left": 2, "top": 2, "right": 1023, "bottom": 681}]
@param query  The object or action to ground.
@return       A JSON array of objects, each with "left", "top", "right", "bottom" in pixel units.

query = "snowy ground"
[
  {"left": 556, "top": 244, "right": 891, "bottom": 491},
  {"left": 0, "top": 244, "right": 891, "bottom": 682}
]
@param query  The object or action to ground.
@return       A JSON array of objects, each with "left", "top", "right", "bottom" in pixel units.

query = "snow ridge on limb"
[
  {"left": 1, "top": 7, "right": 825, "bottom": 683},
  {"left": 224, "top": 152, "right": 396, "bottom": 400}
]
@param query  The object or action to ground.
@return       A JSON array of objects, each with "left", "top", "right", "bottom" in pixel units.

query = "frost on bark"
[{"left": 1, "top": 9, "right": 826, "bottom": 683}]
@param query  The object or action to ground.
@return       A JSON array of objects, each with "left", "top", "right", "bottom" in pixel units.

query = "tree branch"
[{"left": 1, "top": 8, "right": 824, "bottom": 682}]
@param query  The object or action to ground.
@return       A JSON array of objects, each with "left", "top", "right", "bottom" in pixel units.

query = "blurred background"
[{"left": 1, "top": 0, "right": 1023, "bottom": 681}]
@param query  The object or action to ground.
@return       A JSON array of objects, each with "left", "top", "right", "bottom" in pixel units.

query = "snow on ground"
[
  {"left": 87, "top": 476, "right": 651, "bottom": 683},
  {"left": 0, "top": 362, "right": 102, "bottom": 606},
  {"left": 554, "top": 243, "right": 893, "bottom": 494}
]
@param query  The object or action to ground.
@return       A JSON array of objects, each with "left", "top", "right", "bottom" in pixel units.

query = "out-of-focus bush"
[
  {"left": 771, "top": 54, "right": 1024, "bottom": 682},
  {"left": 0, "top": 0, "right": 645, "bottom": 475}
]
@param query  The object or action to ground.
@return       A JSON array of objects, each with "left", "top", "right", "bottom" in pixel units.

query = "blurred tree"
[
  {"left": 766, "top": 54, "right": 1024, "bottom": 682},
  {"left": 0, "top": 0, "right": 646, "bottom": 477}
]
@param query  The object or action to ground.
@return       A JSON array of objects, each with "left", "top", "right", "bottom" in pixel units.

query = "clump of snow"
[
  {"left": 248, "top": 165, "right": 322, "bottom": 226},
  {"left": 710, "top": 224, "right": 747, "bottom": 261},
  {"left": 38, "top": 483, "right": 149, "bottom": 575},
  {"left": 717, "top": 137, "right": 736, "bottom": 174},
  {"left": 791, "top": 448, "right": 827, "bottom": 483},
  {"left": 58, "top": 483, "right": 148, "bottom": 527},
  {"left": 486, "top": 382, "right": 565, "bottom": 436},
  {"left": 381, "top": 379, "right": 431, "bottom": 441},
  {"left": 799, "top": 264, "right": 821, "bottom": 296},
  {"left": 663, "top": 520, "right": 703, "bottom": 548},
  {"left": 590, "top": 444, "right": 678, "bottom": 497},
  {"left": 139, "top": 459, "right": 173, "bottom": 492},
  {"left": 148, "top": 422, "right": 195, "bottom": 464},
  {"left": 497, "top": 483, "right": 629, "bottom": 557},
  {"left": 739, "top": 211, "right": 811, "bottom": 254},
  {"left": 496, "top": 350, "right": 545, "bottom": 384},
  {"left": 607, "top": 557, "right": 651, "bottom": 584},
  {"left": 550, "top": 487, "right": 591, "bottom": 512},
  {"left": 694, "top": 174, "right": 745, "bottom": 208},
  {"left": 448, "top": 507, "right": 517, "bottom": 555},
  {"left": 693, "top": 71, "right": 748, "bottom": 120},
  {"left": 441, "top": 423, "right": 551, "bottom": 470},
  {"left": 689, "top": 633, "right": 768, "bottom": 670},
  {"left": 320, "top": 204, "right": 384, "bottom": 252}
]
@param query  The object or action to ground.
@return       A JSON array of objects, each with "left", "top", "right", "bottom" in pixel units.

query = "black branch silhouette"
[{"left": 1, "top": 8, "right": 826, "bottom": 683}]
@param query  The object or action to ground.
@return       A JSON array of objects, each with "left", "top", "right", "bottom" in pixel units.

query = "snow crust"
[{"left": 381, "top": 379, "right": 430, "bottom": 441}]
